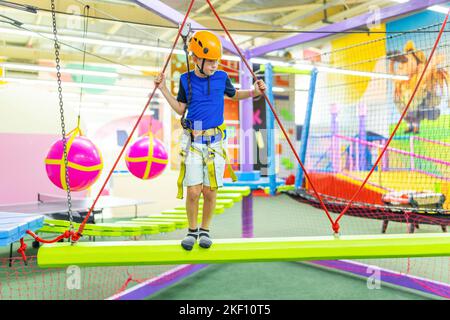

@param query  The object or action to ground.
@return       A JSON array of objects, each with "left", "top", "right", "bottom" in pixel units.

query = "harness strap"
[
  {"left": 221, "top": 147, "right": 238, "bottom": 182},
  {"left": 216, "top": 124, "right": 237, "bottom": 183},
  {"left": 176, "top": 125, "right": 237, "bottom": 199},
  {"left": 176, "top": 134, "right": 192, "bottom": 199},
  {"left": 205, "top": 137, "right": 218, "bottom": 191}
]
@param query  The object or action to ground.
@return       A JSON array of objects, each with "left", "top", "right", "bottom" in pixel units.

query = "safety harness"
[{"left": 176, "top": 24, "right": 237, "bottom": 199}]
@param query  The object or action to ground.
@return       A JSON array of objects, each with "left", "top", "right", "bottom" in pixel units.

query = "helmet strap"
[{"left": 196, "top": 58, "right": 207, "bottom": 75}]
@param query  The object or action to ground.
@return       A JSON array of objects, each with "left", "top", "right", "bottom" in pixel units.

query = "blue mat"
[
  {"left": 0, "top": 213, "right": 45, "bottom": 246},
  {"left": 224, "top": 177, "right": 285, "bottom": 190}
]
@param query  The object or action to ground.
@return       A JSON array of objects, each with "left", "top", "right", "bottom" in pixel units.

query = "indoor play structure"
[{"left": 1, "top": 0, "right": 450, "bottom": 300}]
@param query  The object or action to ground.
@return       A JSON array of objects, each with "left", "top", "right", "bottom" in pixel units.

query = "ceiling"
[{"left": 0, "top": 0, "right": 400, "bottom": 67}]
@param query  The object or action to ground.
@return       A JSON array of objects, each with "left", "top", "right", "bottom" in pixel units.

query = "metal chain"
[{"left": 50, "top": 0, "right": 74, "bottom": 235}]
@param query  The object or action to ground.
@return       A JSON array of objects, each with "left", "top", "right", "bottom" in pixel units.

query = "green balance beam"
[
  {"left": 42, "top": 220, "right": 128, "bottom": 231},
  {"left": 40, "top": 216, "right": 184, "bottom": 237},
  {"left": 43, "top": 219, "right": 71, "bottom": 226},
  {"left": 160, "top": 204, "right": 228, "bottom": 215},
  {"left": 160, "top": 209, "right": 188, "bottom": 215},
  {"left": 37, "top": 233, "right": 450, "bottom": 268},
  {"left": 146, "top": 214, "right": 187, "bottom": 219},
  {"left": 38, "top": 226, "right": 125, "bottom": 237},
  {"left": 219, "top": 186, "right": 251, "bottom": 196},
  {"left": 113, "top": 223, "right": 160, "bottom": 235},
  {"left": 215, "top": 199, "right": 235, "bottom": 207},
  {"left": 214, "top": 193, "right": 243, "bottom": 202},
  {"left": 117, "top": 221, "right": 177, "bottom": 233},
  {"left": 199, "top": 198, "right": 234, "bottom": 208},
  {"left": 38, "top": 223, "right": 124, "bottom": 237},
  {"left": 264, "top": 185, "right": 296, "bottom": 194},
  {"left": 147, "top": 214, "right": 206, "bottom": 224},
  {"left": 40, "top": 220, "right": 147, "bottom": 236},
  {"left": 86, "top": 223, "right": 142, "bottom": 237},
  {"left": 132, "top": 218, "right": 187, "bottom": 229},
  {"left": 173, "top": 205, "right": 225, "bottom": 214}
]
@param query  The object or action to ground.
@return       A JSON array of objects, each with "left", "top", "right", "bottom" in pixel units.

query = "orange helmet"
[{"left": 188, "top": 30, "right": 222, "bottom": 60}]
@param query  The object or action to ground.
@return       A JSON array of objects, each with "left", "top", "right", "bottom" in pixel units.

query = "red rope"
[
  {"left": 26, "top": 229, "right": 74, "bottom": 243},
  {"left": 17, "top": 238, "right": 27, "bottom": 264},
  {"left": 71, "top": 0, "right": 198, "bottom": 242},
  {"left": 115, "top": 271, "right": 148, "bottom": 295},
  {"left": 333, "top": 10, "right": 450, "bottom": 231},
  {"left": 117, "top": 274, "right": 133, "bottom": 293},
  {"left": 17, "top": 230, "right": 73, "bottom": 264},
  {"left": 20, "top": 229, "right": 75, "bottom": 262},
  {"left": 204, "top": 0, "right": 335, "bottom": 228}
]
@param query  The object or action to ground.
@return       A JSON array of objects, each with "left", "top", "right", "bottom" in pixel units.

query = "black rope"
[
  {"left": 0, "top": 20, "right": 144, "bottom": 74},
  {"left": 77, "top": 5, "right": 90, "bottom": 127},
  {"left": 0, "top": 13, "right": 22, "bottom": 26},
  {"left": 180, "top": 34, "right": 192, "bottom": 130},
  {"left": 0, "top": 0, "right": 37, "bottom": 13}
]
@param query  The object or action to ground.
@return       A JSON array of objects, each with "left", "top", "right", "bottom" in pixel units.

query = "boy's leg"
[
  {"left": 201, "top": 186, "right": 217, "bottom": 230},
  {"left": 180, "top": 135, "right": 204, "bottom": 250},
  {"left": 198, "top": 186, "right": 217, "bottom": 249},
  {"left": 200, "top": 137, "right": 226, "bottom": 249},
  {"left": 186, "top": 184, "right": 203, "bottom": 229}
]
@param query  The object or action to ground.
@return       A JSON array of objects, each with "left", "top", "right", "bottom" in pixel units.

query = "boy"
[{"left": 155, "top": 30, "right": 266, "bottom": 250}]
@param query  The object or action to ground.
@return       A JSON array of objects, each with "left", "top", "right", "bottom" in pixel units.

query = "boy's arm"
[
  {"left": 231, "top": 88, "right": 258, "bottom": 101},
  {"left": 229, "top": 79, "right": 266, "bottom": 101},
  {"left": 155, "top": 73, "right": 186, "bottom": 116},
  {"left": 159, "top": 85, "right": 186, "bottom": 116}
]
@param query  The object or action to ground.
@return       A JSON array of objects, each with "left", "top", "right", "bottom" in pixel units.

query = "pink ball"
[
  {"left": 125, "top": 133, "right": 168, "bottom": 180},
  {"left": 45, "top": 135, "right": 103, "bottom": 191}
]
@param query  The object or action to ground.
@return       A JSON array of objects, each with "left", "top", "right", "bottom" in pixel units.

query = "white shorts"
[{"left": 180, "top": 133, "right": 227, "bottom": 188}]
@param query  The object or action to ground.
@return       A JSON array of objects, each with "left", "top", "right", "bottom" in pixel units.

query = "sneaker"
[
  {"left": 198, "top": 228, "right": 212, "bottom": 249},
  {"left": 181, "top": 228, "right": 198, "bottom": 251}
]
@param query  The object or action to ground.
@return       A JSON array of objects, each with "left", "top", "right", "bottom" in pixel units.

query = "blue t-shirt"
[{"left": 177, "top": 70, "right": 236, "bottom": 130}]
